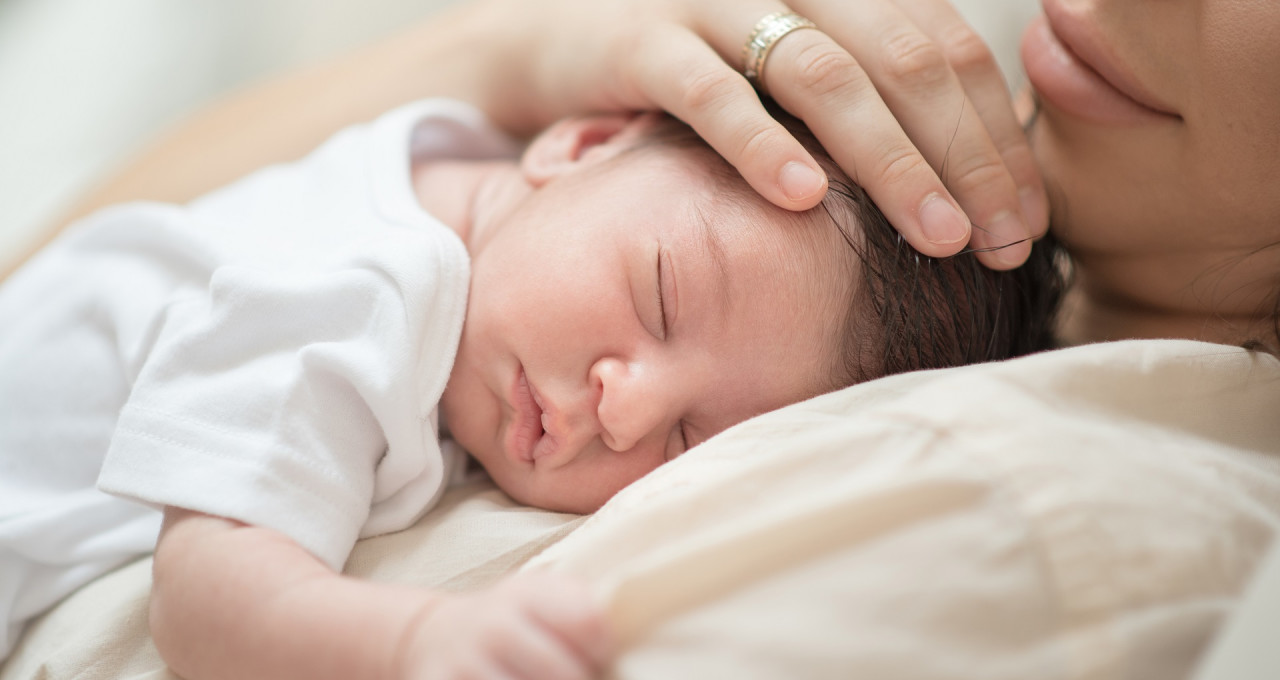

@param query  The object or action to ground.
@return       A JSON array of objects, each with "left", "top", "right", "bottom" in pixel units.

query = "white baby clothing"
[{"left": 0, "top": 98, "right": 518, "bottom": 660}]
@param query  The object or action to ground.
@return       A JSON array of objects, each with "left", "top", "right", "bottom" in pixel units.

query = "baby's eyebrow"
[{"left": 695, "top": 206, "right": 731, "bottom": 310}]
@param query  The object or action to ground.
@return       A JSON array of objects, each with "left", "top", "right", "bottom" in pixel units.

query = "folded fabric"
[{"left": 531, "top": 340, "right": 1280, "bottom": 679}]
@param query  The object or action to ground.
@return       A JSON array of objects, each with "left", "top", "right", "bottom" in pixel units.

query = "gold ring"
[{"left": 742, "top": 11, "right": 818, "bottom": 96}]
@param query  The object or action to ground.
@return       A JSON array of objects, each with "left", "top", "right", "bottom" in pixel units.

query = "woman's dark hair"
[{"left": 635, "top": 104, "right": 1066, "bottom": 389}]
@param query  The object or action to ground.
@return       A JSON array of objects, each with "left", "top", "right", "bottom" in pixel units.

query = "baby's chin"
[{"left": 481, "top": 463, "right": 612, "bottom": 516}]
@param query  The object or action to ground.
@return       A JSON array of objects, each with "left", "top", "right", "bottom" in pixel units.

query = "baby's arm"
[{"left": 151, "top": 508, "right": 613, "bottom": 680}]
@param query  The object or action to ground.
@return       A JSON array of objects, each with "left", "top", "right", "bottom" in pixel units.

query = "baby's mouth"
[
  {"left": 508, "top": 367, "right": 545, "bottom": 463},
  {"left": 527, "top": 379, "right": 563, "bottom": 462}
]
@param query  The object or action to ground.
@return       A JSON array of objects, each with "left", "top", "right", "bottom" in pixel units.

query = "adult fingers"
[
  {"left": 624, "top": 23, "right": 831, "bottom": 211},
  {"left": 690, "top": 2, "right": 983, "bottom": 261},
  {"left": 691, "top": 4, "right": 977, "bottom": 260},
  {"left": 895, "top": 0, "right": 1049, "bottom": 239},
  {"left": 617, "top": 0, "right": 1035, "bottom": 266},
  {"left": 778, "top": 0, "right": 1030, "bottom": 267}
]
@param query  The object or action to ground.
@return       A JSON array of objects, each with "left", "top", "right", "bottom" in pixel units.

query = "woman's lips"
[
  {"left": 506, "top": 367, "right": 544, "bottom": 464},
  {"left": 1021, "top": 10, "right": 1179, "bottom": 125}
]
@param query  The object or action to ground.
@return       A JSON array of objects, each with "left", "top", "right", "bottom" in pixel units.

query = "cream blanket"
[{"left": 4, "top": 339, "right": 1278, "bottom": 679}]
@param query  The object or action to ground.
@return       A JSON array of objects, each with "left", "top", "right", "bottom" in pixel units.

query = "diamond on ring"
[{"left": 742, "top": 11, "right": 818, "bottom": 96}]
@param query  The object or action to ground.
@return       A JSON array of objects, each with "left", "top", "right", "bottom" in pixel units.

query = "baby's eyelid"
[
  {"left": 657, "top": 248, "right": 678, "bottom": 340},
  {"left": 666, "top": 420, "right": 689, "bottom": 462},
  {"left": 656, "top": 247, "right": 668, "bottom": 340}
]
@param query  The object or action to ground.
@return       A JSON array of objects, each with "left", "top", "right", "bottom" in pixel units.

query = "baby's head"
[{"left": 441, "top": 107, "right": 1063, "bottom": 514}]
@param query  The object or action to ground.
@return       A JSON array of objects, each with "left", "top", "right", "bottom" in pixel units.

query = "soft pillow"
[{"left": 533, "top": 340, "right": 1280, "bottom": 679}]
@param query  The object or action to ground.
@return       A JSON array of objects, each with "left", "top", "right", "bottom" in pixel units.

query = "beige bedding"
[{"left": 4, "top": 339, "right": 1279, "bottom": 679}]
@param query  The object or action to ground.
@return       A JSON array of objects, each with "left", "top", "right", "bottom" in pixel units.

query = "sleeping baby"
[{"left": 0, "top": 98, "right": 1061, "bottom": 678}]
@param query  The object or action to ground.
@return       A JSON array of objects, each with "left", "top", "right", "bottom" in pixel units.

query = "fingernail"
[
  {"left": 1019, "top": 187, "right": 1047, "bottom": 235},
  {"left": 995, "top": 239, "right": 1032, "bottom": 267},
  {"left": 1014, "top": 86, "right": 1036, "bottom": 123},
  {"left": 779, "top": 162, "right": 825, "bottom": 201},
  {"left": 919, "top": 194, "right": 969, "bottom": 245},
  {"left": 987, "top": 210, "right": 1032, "bottom": 267}
]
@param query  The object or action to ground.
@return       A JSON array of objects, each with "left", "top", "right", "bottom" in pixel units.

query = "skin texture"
[
  {"left": 1021, "top": 0, "right": 1280, "bottom": 345},
  {"left": 427, "top": 114, "right": 853, "bottom": 514}
]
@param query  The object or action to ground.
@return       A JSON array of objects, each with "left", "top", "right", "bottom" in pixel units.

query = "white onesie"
[{"left": 0, "top": 99, "right": 519, "bottom": 660}]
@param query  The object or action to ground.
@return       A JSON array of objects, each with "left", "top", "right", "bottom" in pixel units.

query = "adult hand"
[{"left": 512, "top": 0, "right": 1046, "bottom": 269}]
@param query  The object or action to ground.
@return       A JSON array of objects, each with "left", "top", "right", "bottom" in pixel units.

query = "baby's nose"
[{"left": 590, "top": 357, "right": 665, "bottom": 452}]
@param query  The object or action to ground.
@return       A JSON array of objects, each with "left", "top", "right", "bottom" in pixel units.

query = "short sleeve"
[{"left": 98, "top": 226, "right": 469, "bottom": 569}]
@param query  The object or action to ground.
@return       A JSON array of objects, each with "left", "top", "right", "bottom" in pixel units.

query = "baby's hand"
[{"left": 398, "top": 573, "right": 615, "bottom": 680}]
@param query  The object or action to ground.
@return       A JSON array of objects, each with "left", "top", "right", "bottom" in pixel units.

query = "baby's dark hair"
[{"left": 635, "top": 103, "right": 1065, "bottom": 388}]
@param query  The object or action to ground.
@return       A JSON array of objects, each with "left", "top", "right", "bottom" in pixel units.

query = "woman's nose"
[{"left": 589, "top": 356, "right": 667, "bottom": 452}]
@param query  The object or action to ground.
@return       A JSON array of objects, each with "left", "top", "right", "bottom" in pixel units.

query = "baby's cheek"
[{"left": 439, "top": 371, "right": 495, "bottom": 459}]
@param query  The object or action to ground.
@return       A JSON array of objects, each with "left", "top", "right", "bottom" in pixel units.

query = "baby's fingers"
[
  {"left": 502, "top": 573, "right": 615, "bottom": 672},
  {"left": 627, "top": 25, "right": 830, "bottom": 211},
  {"left": 492, "top": 615, "right": 595, "bottom": 680}
]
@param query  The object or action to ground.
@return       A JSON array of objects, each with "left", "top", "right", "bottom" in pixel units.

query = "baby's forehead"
[
  {"left": 689, "top": 195, "right": 859, "bottom": 397},
  {"left": 699, "top": 182, "right": 855, "bottom": 286},
  {"left": 618, "top": 143, "right": 858, "bottom": 300},
  {"left": 675, "top": 188, "right": 855, "bottom": 341}
]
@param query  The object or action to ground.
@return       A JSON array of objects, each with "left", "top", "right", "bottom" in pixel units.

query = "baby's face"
[{"left": 442, "top": 138, "right": 853, "bottom": 514}]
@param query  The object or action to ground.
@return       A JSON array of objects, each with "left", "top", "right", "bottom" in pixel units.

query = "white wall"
[{"left": 0, "top": 0, "right": 462, "bottom": 270}]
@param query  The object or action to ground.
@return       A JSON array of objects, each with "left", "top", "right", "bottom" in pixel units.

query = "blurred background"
[{"left": 0, "top": 0, "right": 1038, "bottom": 274}]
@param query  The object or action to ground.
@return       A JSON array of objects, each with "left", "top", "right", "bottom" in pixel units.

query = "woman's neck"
[{"left": 1058, "top": 245, "right": 1280, "bottom": 347}]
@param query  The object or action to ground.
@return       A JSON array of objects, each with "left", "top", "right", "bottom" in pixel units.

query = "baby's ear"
[{"left": 521, "top": 113, "right": 660, "bottom": 186}]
